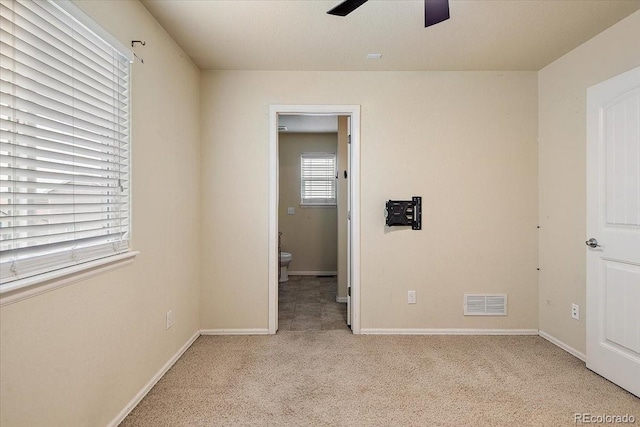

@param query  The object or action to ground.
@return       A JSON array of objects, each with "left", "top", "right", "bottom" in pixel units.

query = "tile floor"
[{"left": 278, "top": 275, "right": 349, "bottom": 331}]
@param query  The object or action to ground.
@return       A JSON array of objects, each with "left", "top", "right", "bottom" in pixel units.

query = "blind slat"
[
  {"left": 12, "top": 0, "right": 129, "bottom": 63},
  {"left": 5, "top": 2, "right": 128, "bottom": 81},
  {"left": 1, "top": 179, "right": 123, "bottom": 193},
  {"left": 1, "top": 232, "right": 126, "bottom": 259},
  {"left": 0, "top": 141, "right": 127, "bottom": 172},
  {"left": 300, "top": 153, "right": 336, "bottom": 205},
  {"left": 0, "top": 201, "right": 128, "bottom": 211},
  {"left": 0, "top": 81, "right": 126, "bottom": 136},
  {"left": 0, "top": 132, "right": 127, "bottom": 161},
  {"left": 2, "top": 218, "right": 128, "bottom": 238},
  {"left": 1, "top": 210, "right": 127, "bottom": 226},
  {"left": 0, "top": 0, "right": 131, "bottom": 286},
  {"left": 0, "top": 27, "right": 129, "bottom": 97},
  {"left": 0, "top": 10, "right": 128, "bottom": 89},
  {"left": 1, "top": 225, "right": 126, "bottom": 249},
  {"left": 0, "top": 92, "right": 127, "bottom": 145},
  {"left": 4, "top": 192, "right": 123, "bottom": 204},
  {"left": 0, "top": 119, "right": 130, "bottom": 156},
  {"left": 1, "top": 56, "right": 129, "bottom": 118},
  {"left": 26, "top": 0, "right": 131, "bottom": 65},
  {"left": 0, "top": 165, "right": 128, "bottom": 186},
  {"left": 1, "top": 155, "right": 124, "bottom": 180}
]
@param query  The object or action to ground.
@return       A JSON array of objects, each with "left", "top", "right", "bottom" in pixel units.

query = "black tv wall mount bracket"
[{"left": 385, "top": 196, "right": 422, "bottom": 230}]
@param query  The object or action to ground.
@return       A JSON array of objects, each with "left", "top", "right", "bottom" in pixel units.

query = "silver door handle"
[{"left": 585, "top": 238, "right": 601, "bottom": 248}]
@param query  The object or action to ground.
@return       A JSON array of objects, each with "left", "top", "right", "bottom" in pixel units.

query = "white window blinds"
[
  {"left": 300, "top": 152, "right": 336, "bottom": 206},
  {"left": 0, "top": 0, "right": 132, "bottom": 288}
]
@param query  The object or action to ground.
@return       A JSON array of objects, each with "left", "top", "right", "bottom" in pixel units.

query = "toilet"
[{"left": 279, "top": 252, "right": 292, "bottom": 283}]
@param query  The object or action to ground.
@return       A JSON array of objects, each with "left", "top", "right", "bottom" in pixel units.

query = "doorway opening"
[{"left": 268, "top": 105, "right": 361, "bottom": 334}]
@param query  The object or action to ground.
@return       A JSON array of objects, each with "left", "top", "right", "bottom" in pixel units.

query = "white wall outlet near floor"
[
  {"left": 408, "top": 290, "right": 416, "bottom": 304},
  {"left": 166, "top": 310, "right": 174, "bottom": 329},
  {"left": 287, "top": 207, "right": 295, "bottom": 215},
  {"left": 571, "top": 303, "right": 579, "bottom": 320}
]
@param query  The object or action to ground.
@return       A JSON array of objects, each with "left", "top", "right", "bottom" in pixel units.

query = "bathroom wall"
[
  {"left": 279, "top": 132, "right": 338, "bottom": 273},
  {"left": 0, "top": 1, "right": 202, "bottom": 425},
  {"left": 538, "top": 10, "right": 640, "bottom": 355},
  {"left": 200, "top": 70, "right": 539, "bottom": 331}
]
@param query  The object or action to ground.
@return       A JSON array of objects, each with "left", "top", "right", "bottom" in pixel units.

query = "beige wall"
[
  {"left": 200, "top": 71, "right": 539, "bottom": 330},
  {"left": 279, "top": 132, "right": 338, "bottom": 272},
  {"left": 0, "top": 1, "right": 201, "bottom": 425},
  {"left": 538, "top": 10, "right": 640, "bottom": 354}
]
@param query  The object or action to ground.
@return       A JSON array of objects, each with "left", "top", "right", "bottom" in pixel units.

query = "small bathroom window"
[{"left": 300, "top": 152, "right": 337, "bottom": 206}]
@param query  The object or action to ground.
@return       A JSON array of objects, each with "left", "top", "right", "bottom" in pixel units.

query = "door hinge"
[
  {"left": 347, "top": 210, "right": 351, "bottom": 220},
  {"left": 347, "top": 135, "right": 351, "bottom": 144},
  {"left": 348, "top": 287, "right": 351, "bottom": 297}
]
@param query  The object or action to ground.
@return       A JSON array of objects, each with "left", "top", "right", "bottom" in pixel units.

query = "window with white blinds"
[
  {"left": 300, "top": 152, "right": 337, "bottom": 206},
  {"left": 0, "top": 0, "right": 132, "bottom": 289}
]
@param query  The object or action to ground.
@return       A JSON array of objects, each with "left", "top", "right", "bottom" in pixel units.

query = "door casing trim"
[{"left": 268, "top": 105, "right": 361, "bottom": 334}]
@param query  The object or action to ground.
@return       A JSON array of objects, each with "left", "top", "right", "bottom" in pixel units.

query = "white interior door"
[
  {"left": 586, "top": 66, "right": 640, "bottom": 398},
  {"left": 346, "top": 116, "right": 352, "bottom": 327}
]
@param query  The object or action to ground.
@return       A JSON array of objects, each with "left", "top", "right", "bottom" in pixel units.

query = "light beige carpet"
[{"left": 121, "top": 332, "right": 639, "bottom": 426}]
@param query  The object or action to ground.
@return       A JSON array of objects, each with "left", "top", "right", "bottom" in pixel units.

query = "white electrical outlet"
[
  {"left": 408, "top": 290, "right": 416, "bottom": 304},
  {"left": 571, "top": 303, "right": 579, "bottom": 320},
  {"left": 166, "top": 310, "right": 174, "bottom": 329},
  {"left": 287, "top": 207, "right": 295, "bottom": 215}
]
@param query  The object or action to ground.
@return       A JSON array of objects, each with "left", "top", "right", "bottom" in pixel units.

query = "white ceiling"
[
  {"left": 279, "top": 115, "right": 338, "bottom": 133},
  {"left": 141, "top": 0, "right": 640, "bottom": 71}
]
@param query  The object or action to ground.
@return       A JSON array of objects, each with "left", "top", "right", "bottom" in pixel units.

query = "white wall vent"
[{"left": 464, "top": 294, "right": 507, "bottom": 316}]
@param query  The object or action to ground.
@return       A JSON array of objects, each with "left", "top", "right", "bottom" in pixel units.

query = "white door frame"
[{"left": 268, "top": 104, "right": 361, "bottom": 334}]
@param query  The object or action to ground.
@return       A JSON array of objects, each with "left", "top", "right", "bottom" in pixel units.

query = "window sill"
[{"left": 0, "top": 251, "right": 139, "bottom": 307}]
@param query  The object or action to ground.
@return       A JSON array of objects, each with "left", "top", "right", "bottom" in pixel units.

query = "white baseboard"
[
  {"left": 538, "top": 330, "right": 586, "bottom": 361},
  {"left": 336, "top": 296, "right": 348, "bottom": 303},
  {"left": 107, "top": 330, "right": 200, "bottom": 427},
  {"left": 200, "top": 329, "right": 270, "bottom": 335},
  {"left": 360, "top": 328, "right": 540, "bottom": 335},
  {"left": 288, "top": 271, "right": 337, "bottom": 276}
]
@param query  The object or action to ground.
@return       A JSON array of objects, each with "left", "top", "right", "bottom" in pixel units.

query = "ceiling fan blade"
[
  {"left": 425, "top": 0, "right": 450, "bottom": 27},
  {"left": 327, "top": 0, "right": 368, "bottom": 17}
]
